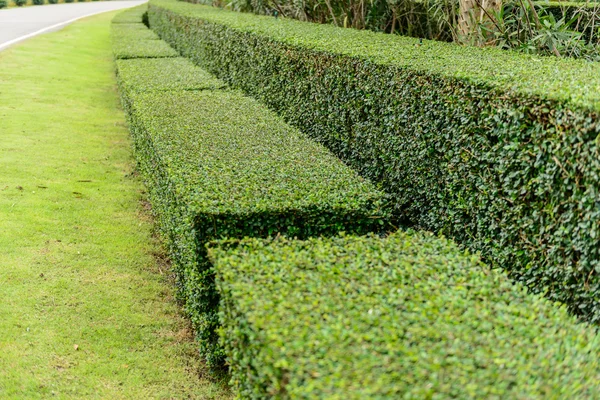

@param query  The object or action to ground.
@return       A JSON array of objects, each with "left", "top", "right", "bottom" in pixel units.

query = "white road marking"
[{"left": 0, "top": 1, "right": 146, "bottom": 51}]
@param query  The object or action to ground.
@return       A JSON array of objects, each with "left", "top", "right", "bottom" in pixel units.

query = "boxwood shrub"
[
  {"left": 111, "top": 15, "right": 392, "bottom": 366},
  {"left": 115, "top": 57, "right": 225, "bottom": 100},
  {"left": 124, "top": 89, "right": 391, "bottom": 366},
  {"left": 111, "top": 23, "right": 160, "bottom": 40},
  {"left": 111, "top": 23, "right": 178, "bottom": 59},
  {"left": 147, "top": 0, "right": 600, "bottom": 323},
  {"left": 210, "top": 231, "right": 600, "bottom": 399},
  {"left": 112, "top": 4, "right": 148, "bottom": 23}
]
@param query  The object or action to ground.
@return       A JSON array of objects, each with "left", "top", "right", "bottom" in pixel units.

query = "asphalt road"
[{"left": 0, "top": 0, "right": 146, "bottom": 51}]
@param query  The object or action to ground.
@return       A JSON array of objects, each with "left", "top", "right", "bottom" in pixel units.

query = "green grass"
[{"left": 0, "top": 11, "right": 231, "bottom": 399}]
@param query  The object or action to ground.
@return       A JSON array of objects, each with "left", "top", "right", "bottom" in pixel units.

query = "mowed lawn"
[{"left": 0, "top": 11, "right": 230, "bottom": 399}]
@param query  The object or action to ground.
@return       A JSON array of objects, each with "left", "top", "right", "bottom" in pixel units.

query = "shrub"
[
  {"left": 0, "top": 0, "right": 7, "bottom": 8},
  {"left": 111, "top": 24, "right": 178, "bottom": 59},
  {"left": 148, "top": 0, "right": 600, "bottom": 323},
  {"left": 111, "top": 23, "right": 160, "bottom": 40},
  {"left": 13, "top": 0, "right": 26, "bottom": 6},
  {"left": 32, "top": 0, "right": 43, "bottom": 5},
  {"left": 112, "top": 16, "right": 392, "bottom": 367},
  {"left": 115, "top": 58, "right": 225, "bottom": 98},
  {"left": 112, "top": 4, "right": 148, "bottom": 23},
  {"left": 64, "top": 0, "right": 74, "bottom": 3},
  {"left": 48, "top": 0, "right": 58, "bottom": 3},
  {"left": 124, "top": 89, "right": 391, "bottom": 367},
  {"left": 210, "top": 231, "right": 600, "bottom": 398},
  {"left": 537, "top": 2, "right": 600, "bottom": 42}
]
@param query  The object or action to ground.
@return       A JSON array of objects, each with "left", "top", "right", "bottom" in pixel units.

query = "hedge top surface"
[
  {"left": 129, "top": 90, "right": 388, "bottom": 218},
  {"left": 112, "top": 23, "right": 160, "bottom": 40},
  {"left": 111, "top": 4, "right": 147, "bottom": 23},
  {"left": 210, "top": 232, "right": 600, "bottom": 398},
  {"left": 116, "top": 58, "right": 226, "bottom": 92},
  {"left": 111, "top": 34, "right": 179, "bottom": 59},
  {"left": 150, "top": 0, "right": 600, "bottom": 110}
]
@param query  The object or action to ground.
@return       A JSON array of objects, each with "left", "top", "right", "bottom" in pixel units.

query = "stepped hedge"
[
  {"left": 111, "top": 16, "right": 391, "bottom": 367},
  {"left": 209, "top": 232, "right": 600, "bottom": 398},
  {"left": 147, "top": 0, "right": 600, "bottom": 323},
  {"left": 111, "top": 20, "right": 178, "bottom": 59},
  {"left": 111, "top": 4, "right": 148, "bottom": 23}
]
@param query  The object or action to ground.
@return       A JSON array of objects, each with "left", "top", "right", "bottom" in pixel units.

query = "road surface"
[{"left": 0, "top": 0, "right": 146, "bottom": 51}]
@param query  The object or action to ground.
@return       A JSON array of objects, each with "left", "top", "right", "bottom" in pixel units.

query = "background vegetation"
[{"left": 186, "top": 0, "right": 600, "bottom": 58}]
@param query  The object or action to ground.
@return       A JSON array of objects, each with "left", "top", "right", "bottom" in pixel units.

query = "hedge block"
[
  {"left": 147, "top": 0, "right": 600, "bottom": 323},
  {"left": 115, "top": 57, "right": 226, "bottom": 98},
  {"left": 111, "top": 4, "right": 148, "bottom": 24},
  {"left": 123, "top": 86, "right": 391, "bottom": 366},
  {"left": 210, "top": 231, "right": 600, "bottom": 399},
  {"left": 111, "top": 23, "right": 179, "bottom": 59}
]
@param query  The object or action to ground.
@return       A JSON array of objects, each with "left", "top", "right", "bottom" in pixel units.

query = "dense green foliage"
[
  {"left": 13, "top": 0, "right": 26, "bottom": 6},
  {"left": 540, "top": 2, "right": 600, "bottom": 42},
  {"left": 0, "top": 0, "right": 7, "bottom": 8},
  {"left": 32, "top": 0, "right": 44, "bottom": 5},
  {"left": 111, "top": 4, "right": 149, "bottom": 23},
  {"left": 115, "top": 58, "right": 225, "bottom": 98},
  {"left": 210, "top": 232, "right": 600, "bottom": 398},
  {"left": 111, "top": 22, "right": 178, "bottom": 59},
  {"left": 188, "top": 0, "right": 455, "bottom": 40},
  {"left": 112, "top": 15, "right": 391, "bottom": 368},
  {"left": 148, "top": 0, "right": 600, "bottom": 322}
]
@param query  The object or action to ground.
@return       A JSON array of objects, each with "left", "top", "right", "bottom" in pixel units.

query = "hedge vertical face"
[
  {"left": 210, "top": 232, "right": 600, "bottom": 398},
  {"left": 147, "top": 0, "right": 600, "bottom": 323}
]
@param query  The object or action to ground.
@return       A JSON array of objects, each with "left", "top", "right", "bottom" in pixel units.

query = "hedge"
[
  {"left": 111, "top": 14, "right": 392, "bottom": 367},
  {"left": 209, "top": 231, "right": 600, "bottom": 398},
  {"left": 111, "top": 4, "right": 149, "bottom": 23},
  {"left": 112, "top": 23, "right": 160, "bottom": 40},
  {"left": 115, "top": 57, "right": 225, "bottom": 109},
  {"left": 147, "top": 0, "right": 600, "bottom": 323},
  {"left": 111, "top": 22, "right": 178, "bottom": 59}
]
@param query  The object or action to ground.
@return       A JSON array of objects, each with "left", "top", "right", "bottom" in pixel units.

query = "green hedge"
[
  {"left": 210, "top": 231, "right": 600, "bottom": 398},
  {"left": 111, "top": 22, "right": 178, "bottom": 59},
  {"left": 111, "top": 23, "right": 159, "bottom": 37},
  {"left": 112, "top": 14, "right": 392, "bottom": 367},
  {"left": 126, "top": 89, "right": 391, "bottom": 367},
  {"left": 111, "top": 4, "right": 148, "bottom": 23},
  {"left": 115, "top": 57, "right": 225, "bottom": 110},
  {"left": 147, "top": 0, "right": 600, "bottom": 323}
]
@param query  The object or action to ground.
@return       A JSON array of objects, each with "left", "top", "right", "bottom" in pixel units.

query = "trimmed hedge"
[
  {"left": 111, "top": 23, "right": 178, "bottom": 59},
  {"left": 111, "top": 13, "right": 392, "bottom": 367},
  {"left": 111, "top": 4, "right": 149, "bottom": 23},
  {"left": 126, "top": 89, "right": 391, "bottom": 367},
  {"left": 210, "top": 231, "right": 600, "bottom": 398},
  {"left": 115, "top": 58, "right": 225, "bottom": 98},
  {"left": 148, "top": 0, "right": 600, "bottom": 323},
  {"left": 111, "top": 23, "right": 160, "bottom": 40}
]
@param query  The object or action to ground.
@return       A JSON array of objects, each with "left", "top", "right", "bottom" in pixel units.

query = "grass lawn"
[{"left": 0, "top": 11, "right": 231, "bottom": 399}]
